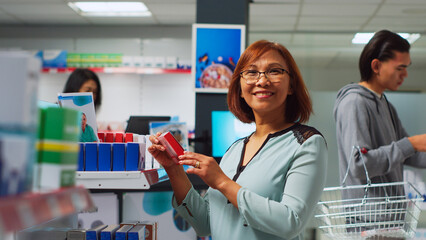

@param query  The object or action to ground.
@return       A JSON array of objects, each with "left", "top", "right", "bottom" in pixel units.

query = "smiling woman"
[{"left": 147, "top": 40, "right": 328, "bottom": 240}]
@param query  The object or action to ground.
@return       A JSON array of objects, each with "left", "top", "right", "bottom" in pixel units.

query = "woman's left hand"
[{"left": 178, "top": 151, "right": 230, "bottom": 190}]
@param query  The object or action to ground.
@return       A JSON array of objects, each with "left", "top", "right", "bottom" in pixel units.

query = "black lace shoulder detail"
[{"left": 292, "top": 124, "right": 324, "bottom": 145}]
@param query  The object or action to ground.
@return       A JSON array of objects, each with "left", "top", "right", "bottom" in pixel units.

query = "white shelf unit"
[
  {"left": 75, "top": 169, "right": 163, "bottom": 189},
  {"left": 0, "top": 186, "right": 95, "bottom": 237}
]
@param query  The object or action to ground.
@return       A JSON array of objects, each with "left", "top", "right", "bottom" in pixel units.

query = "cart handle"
[{"left": 341, "top": 146, "right": 371, "bottom": 187}]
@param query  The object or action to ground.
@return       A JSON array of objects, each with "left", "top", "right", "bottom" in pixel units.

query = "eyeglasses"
[{"left": 240, "top": 68, "right": 290, "bottom": 85}]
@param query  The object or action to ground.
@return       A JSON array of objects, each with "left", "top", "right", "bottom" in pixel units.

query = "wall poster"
[{"left": 192, "top": 24, "right": 246, "bottom": 93}]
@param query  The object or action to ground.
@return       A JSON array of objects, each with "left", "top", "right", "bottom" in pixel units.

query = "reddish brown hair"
[{"left": 227, "top": 40, "right": 312, "bottom": 123}]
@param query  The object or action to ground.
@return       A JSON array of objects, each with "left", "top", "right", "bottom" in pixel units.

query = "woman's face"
[
  {"left": 79, "top": 79, "right": 98, "bottom": 101},
  {"left": 240, "top": 50, "right": 292, "bottom": 120}
]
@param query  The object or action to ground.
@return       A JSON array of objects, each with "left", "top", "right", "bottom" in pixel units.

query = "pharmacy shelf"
[
  {"left": 41, "top": 67, "right": 191, "bottom": 74},
  {"left": 75, "top": 169, "right": 164, "bottom": 190},
  {"left": 0, "top": 186, "right": 95, "bottom": 235}
]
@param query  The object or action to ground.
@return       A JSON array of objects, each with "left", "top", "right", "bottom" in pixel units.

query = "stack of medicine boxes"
[
  {"left": 0, "top": 51, "right": 41, "bottom": 196},
  {"left": 36, "top": 107, "right": 81, "bottom": 190},
  {"left": 80, "top": 133, "right": 146, "bottom": 171}
]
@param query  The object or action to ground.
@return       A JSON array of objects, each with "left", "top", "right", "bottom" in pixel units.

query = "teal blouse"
[
  {"left": 173, "top": 124, "right": 328, "bottom": 240},
  {"left": 80, "top": 124, "right": 97, "bottom": 142}
]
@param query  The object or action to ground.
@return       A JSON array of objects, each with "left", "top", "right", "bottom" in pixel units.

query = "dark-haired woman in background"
[
  {"left": 148, "top": 40, "right": 327, "bottom": 240},
  {"left": 63, "top": 68, "right": 102, "bottom": 111}
]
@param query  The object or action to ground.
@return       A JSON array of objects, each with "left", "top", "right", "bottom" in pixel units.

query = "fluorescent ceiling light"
[
  {"left": 352, "top": 32, "right": 421, "bottom": 44},
  {"left": 68, "top": 2, "right": 152, "bottom": 17}
]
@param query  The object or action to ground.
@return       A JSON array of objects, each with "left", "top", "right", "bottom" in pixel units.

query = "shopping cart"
[{"left": 315, "top": 146, "right": 424, "bottom": 239}]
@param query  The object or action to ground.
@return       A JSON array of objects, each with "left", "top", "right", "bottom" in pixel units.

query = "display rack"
[
  {"left": 41, "top": 67, "right": 191, "bottom": 74},
  {"left": 0, "top": 186, "right": 95, "bottom": 236},
  {"left": 75, "top": 169, "right": 164, "bottom": 190}
]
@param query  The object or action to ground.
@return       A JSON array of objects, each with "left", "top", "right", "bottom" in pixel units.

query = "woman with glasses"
[{"left": 148, "top": 40, "right": 327, "bottom": 240}]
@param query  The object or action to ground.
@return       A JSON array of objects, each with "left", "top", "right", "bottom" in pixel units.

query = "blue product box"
[
  {"left": 85, "top": 143, "right": 98, "bottom": 171},
  {"left": 125, "top": 143, "right": 140, "bottom": 171},
  {"left": 42, "top": 50, "right": 67, "bottom": 68},
  {"left": 115, "top": 225, "right": 133, "bottom": 240},
  {"left": 86, "top": 225, "right": 107, "bottom": 240},
  {"left": 78, "top": 143, "right": 85, "bottom": 171},
  {"left": 98, "top": 143, "right": 112, "bottom": 171},
  {"left": 127, "top": 225, "right": 145, "bottom": 240},
  {"left": 112, "top": 143, "right": 125, "bottom": 171},
  {"left": 32, "top": 50, "right": 43, "bottom": 62},
  {"left": 100, "top": 225, "right": 120, "bottom": 240}
]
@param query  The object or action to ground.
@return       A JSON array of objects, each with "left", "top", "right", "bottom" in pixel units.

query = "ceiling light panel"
[
  {"left": 68, "top": 2, "right": 152, "bottom": 17},
  {"left": 352, "top": 32, "right": 421, "bottom": 44}
]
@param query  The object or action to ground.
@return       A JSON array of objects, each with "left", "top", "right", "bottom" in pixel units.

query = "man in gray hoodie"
[{"left": 334, "top": 30, "right": 426, "bottom": 236}]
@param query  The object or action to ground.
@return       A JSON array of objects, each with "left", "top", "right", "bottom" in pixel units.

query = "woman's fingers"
[{"left": 178, "top": 159, "right": 200, "bottom": 168}]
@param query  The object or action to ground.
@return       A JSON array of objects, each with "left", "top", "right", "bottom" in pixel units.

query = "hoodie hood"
[{"left": 334, "top": 83, "right": 379, "bottom": 119}]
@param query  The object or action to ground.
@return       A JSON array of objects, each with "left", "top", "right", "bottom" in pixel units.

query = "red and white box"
[{"left": 158, "top": 132, "right": 184, "bottom": 164}]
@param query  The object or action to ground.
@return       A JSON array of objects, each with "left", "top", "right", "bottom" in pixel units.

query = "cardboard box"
[
  {"left": 85, "top": 143, "right": 98, "bottom": 171},
  {"left": 80, "top": 53, "right": 97, "bottom": 68},
  {"left": 140, "top": 221, "right": 158, "bottom": 240},
  {"left": 0, "top": 51, "right": 41, "bottom": 129},
  {"left": 42, "top": 50, "right": 67, "bottom": 68},
  {"left": 115, "top": 225, "right": 133, "bottom": 240},
  {"left": 86, "top": 225, "right": 107, "bottom": 240},
  {"left": 100, "top": 225, "right": 120, "bottom": 240},
  {"left": 127, "top": 225, "right": 145, "bottom": 240},
  {"left": 154, "top": 57, "right": 165, "bottom": 68},
  {"left": 98, "top": 143, "right": 112, "bottom": 171},
  {"left": 122, "top": 56, "right": 134, "bottom": 67},
  {"left": 39, "top": 107, "right": 81, "bottom": 142},
  {"left": 125, "top": 143, "right": 140, "bottom": 171},
  {"left": 0, "top": 133, "right": 34, "bottom": 196},
  {"left": 78, "top": 143, "right": 85, "bottom": 171},
  {"left": 112, "top": 143, "right": 125, "bottom": 171},
  {"left": 133, "top": 56, "right": 144, "bottom": 67},
  {"left": 165, "top": 56, "right": 177, "bottom": 69},
  {"left": 66, "top": 53, "right": 81, "bottom": 67}
]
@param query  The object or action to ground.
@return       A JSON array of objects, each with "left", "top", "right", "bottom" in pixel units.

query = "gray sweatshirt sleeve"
[
  {"left": 336, "top": 94, "right": 415, "bottom": 181},
  {"left": 390, "top": 104, "right": 426, "bottom": 168}
]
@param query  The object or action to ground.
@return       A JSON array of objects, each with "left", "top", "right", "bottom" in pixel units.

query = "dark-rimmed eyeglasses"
[{"left": 240, "top": 68, "right": 290, "bottom": 85}]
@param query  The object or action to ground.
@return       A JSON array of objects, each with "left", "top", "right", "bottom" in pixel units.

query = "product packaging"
[
  {"left": 98, "top": 143, "right": 112, "bottom": 171},
  {"left": 112, "top": 143, "right": 125, "bottom": 171},
  {"left": 158, "top": 132, "right": 184, "bottom": 164}
]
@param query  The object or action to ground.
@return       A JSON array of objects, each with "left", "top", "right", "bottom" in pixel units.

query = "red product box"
[
  {"left": 125, "top": 133, "right": 133, "bottom": 143},
  {"left": 98, "top": 132, "right": 105, "bottom": 142},
  {"left": 105, "top": 133, "right": 114, "bottom": 143},
  {"left": 158, "top": 132, "right": 184, "bottom": 164},
  {"left": 115, "top": 132, "right": 124, "bottom": 142},
  {"left": 140, "top": 221, "right": 158, "bottom": 240}
]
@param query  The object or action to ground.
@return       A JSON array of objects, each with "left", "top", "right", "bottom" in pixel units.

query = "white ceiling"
[{"left": 1, "top": 0, "right": 426, "bottom": 72}]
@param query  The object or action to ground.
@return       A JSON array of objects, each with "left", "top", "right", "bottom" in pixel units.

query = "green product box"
[
  {"left": 66, "top": 53, "right": 81, "bottom": 67},
  {"left": 80, "top": 53, "right": 97, "bottom": 67},
  {"left": 37, "top": 107, "right": 45, "bottom": 140},
  {"left": 36, "top": 141, "right": 79, "bottom": 164},
  {"left": 35, "top": 140, "right": 79, "bottom": 189},
  {"left": 36, "top": 162, "right": 77, "bottom": 189},
  {"left": 95, "top": 53, "right": 110, "bottom": 67},
  {"left": 107, "top": 53, "right": 123, "bottom": 67},
  {"left": 41, "top": 107, "right": 81, "bottom": 142}
]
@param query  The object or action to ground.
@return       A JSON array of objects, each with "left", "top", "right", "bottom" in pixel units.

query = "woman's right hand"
[{"left": 148, "top": 132, "right": 177, "bottom": 169}]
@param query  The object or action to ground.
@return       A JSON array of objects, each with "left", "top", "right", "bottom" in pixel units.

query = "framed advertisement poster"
[{"left": 192, "top": 24, "right": 246, "bottom": 93}]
